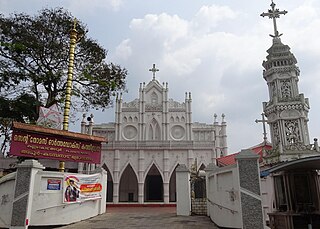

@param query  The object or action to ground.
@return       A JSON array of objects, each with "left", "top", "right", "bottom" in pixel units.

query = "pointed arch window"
[
  {"left": 281, "top": 80, "right": 292, "bottom": 98},
  {"left": 147, "top": 118, "right": 161, "bottom": 140},
  {"left": 151, "top": 92, "right": 158, "bottom": 105}
]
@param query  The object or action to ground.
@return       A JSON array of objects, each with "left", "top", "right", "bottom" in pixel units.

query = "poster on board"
[
  {"left": 47, "top": 179, "right": 61, "bottom": 190},
  {"left": 63, "top": 174, "right": 102, "bottom": 203}
]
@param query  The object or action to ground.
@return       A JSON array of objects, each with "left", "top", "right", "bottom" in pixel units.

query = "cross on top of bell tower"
[
  {"left": 260, "top": 0, "right": 288, "bottom": 38},
  {"left": 149, "top": 63, "right": 159, "bottom": 80}
]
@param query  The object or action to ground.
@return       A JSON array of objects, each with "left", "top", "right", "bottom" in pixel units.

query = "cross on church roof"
[
  {"left": 149, "top": 63, "right": 159, "bottom": 80},
  {"left": 260, "top": 0, "right": 287, "bottom": 38},
  {"left": 255, "top": 113, "right": 268, "bottom": 145}
]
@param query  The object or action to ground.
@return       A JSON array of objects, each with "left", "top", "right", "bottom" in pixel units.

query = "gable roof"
[{"left": 217, "top": 142, "right": 272, "bottom": 167}]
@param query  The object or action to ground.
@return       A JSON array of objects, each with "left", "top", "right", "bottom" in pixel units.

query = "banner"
[
  {"left": 10, "top": 124, "right": 103, "bottom": 163},
  {"left": 63, "top": 174, "right": 102, "bottom": 203}
]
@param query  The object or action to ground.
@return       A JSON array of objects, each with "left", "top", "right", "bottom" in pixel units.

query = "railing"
[
  {"left": 104, "top": 140, "right": 215, "bottom": 150},
  {"left": 207, "top": 198, "right": 238, "bottom": 214}
]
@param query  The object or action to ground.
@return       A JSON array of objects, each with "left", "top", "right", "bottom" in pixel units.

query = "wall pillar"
[
  {"left": 176, "top": 164, "right": 190, "bottom": 216},
  {"left": 113, "top": 150, "right": 120, "bottom": 203},
  {"left": 163, "top": 150, "right": 169, "bottom": 203},
  {"left": 235, "top": 149, "right": 264, "bottom": 229},
  {"left": 138, "top": 150, "right": 144, "bottom": 203},
  {"left": 138, "top": 182, "right": 144, "bottom": 203},
  {"left": 163, "top": 182, "right": 169, "bottom": 204},
  {"left": 10, "top": 160, "right": 45, "bottom": 229}
]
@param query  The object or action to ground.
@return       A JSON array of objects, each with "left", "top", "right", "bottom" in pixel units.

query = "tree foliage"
[
  {"left": 0, "top": 7, "right": 127, "bottom": 113},
  {"left": 0, "top": 8, "right": 127, "bottom": 155}
]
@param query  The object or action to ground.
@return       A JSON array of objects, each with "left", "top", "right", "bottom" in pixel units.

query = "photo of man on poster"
[{"left": 64, "top": 177, "right": 80, "bottom": 202}]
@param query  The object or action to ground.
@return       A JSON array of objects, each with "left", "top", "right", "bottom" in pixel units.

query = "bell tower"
[{"left": 260, "top": 1, "right": 317, "bottom": 162}]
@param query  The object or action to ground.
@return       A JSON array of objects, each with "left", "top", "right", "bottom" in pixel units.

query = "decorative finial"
[
  {"left": 221, "top": 113, "right": 225, "bottom": 122},
  {"left": 81, "top": 113, "right": 86, "bottom": 123},
  {"left": 149, "top": 64, "right": 159, "bottom": 80},
  {"left": 214, "top": 113, "right": 217, "bottom": 123},
  {"left": 73, "top": 18, "right": 77, "bottom": 31},
  {"left": 260, "top": 0, "right": 287, "bottom": 38}
]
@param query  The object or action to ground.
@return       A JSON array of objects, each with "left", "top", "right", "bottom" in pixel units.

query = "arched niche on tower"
[
  {"left": 144, "top": 164, "right": 163, "bottom": 202},
  {"left": 280, "top": 110, "right": 301, "bottom": 119},
  {"left": 102, "top": 163, "right": 114, "bottom": 202},
  {"left": 151, "top": 91, "right": 158, "bottom": 105},
  {"left": 119, "top": 164, "right": 138, "bottom": 202}
]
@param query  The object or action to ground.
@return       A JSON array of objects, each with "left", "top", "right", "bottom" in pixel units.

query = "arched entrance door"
[
  {"left": 144, "top": 164, "right": 163, "bottom": 202},
  {"left": 169, "top": 165, "right": 178, "bottom": 202},
  {"left": 119, "top": 164, "right": 138, "bottom": 202},
  {"left": 102, "top": 164, "right": 113, "bottom": 202}
]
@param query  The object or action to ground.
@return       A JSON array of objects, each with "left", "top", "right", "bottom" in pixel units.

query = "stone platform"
[{"left": 57, "top": 206, "right": 218, "bottom": 229}]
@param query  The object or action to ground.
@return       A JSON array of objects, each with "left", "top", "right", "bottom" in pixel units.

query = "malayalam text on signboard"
[{"left": 10, "top": 128, "right": 102, "bottom": 163}]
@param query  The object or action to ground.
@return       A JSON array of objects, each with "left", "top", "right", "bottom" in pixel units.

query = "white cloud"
[
  {"left": 66, "top": 0, "right": 123, "bottom": 13},
  {"left": 130, "top": 13, "right": 188, "bottom": 45},
  {"left": 191, "top": 5, "right": 238, "bottom": 33},
  {"left": 115, "top": 39, "right": 132, "bottom": 60}
]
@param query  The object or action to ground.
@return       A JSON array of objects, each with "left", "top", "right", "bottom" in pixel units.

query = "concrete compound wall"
[
  {"left": 207, "top": 164, "right": 242, "bottom": 228},
  {"left": 206, "top": 149, "right": 265, "bottom": 229},
  {"left": 0, "top": 172, "right": 16, "bottom": 228},
  {"left": 0, "top": 160, "right": 107, "bottom": 229}
]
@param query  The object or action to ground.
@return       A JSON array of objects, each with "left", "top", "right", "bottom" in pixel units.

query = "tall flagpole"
[{"left": 59, "top": 19, "right": 79, "bottom": 172}]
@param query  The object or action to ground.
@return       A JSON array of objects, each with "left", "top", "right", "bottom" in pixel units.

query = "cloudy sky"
[{"left": 2, "top": 0, "right": 320, "bottom": 154}]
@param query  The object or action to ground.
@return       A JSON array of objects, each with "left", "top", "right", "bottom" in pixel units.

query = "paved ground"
[{"left": 58, "top": 207, "right": 219, "bottom": 229}]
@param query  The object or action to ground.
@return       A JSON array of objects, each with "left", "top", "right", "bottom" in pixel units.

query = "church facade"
[{"left": 90, "top": 68, "right": 227, "bottom": 204}]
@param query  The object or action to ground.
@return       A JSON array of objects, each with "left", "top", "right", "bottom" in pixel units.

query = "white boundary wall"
[
  {"left": 207, "top": 164, "right": 242, "bottom": 228},
  {"left": 0, "top": 172, "right": 16, "bottom": 228},
  {"left": 0, "top": 160, "right": 107, "bottom": 228},
  {"left": 206, "top": 150, "right": 265, "bottom": 229}
]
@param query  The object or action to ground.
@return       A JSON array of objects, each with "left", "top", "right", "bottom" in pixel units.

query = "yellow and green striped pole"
[{"left": 60, "top": 19, "right": 79, "bottom": 172}]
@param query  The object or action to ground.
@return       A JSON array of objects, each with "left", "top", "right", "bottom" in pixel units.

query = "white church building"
[{"left": 90, "top": 65, "right": 227, "bottom": 204}]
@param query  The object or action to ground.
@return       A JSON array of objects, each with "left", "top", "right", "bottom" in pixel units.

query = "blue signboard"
[{"left": 47, "top": 179, "right": 61, "bottom": 190}]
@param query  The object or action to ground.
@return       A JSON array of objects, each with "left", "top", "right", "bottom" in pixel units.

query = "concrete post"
[
  {"left": 10, "top": 160, "right": 45, "bottom": 229},
  {"left": 163, "top": 182, "right": 169, "bottom": 204},
  {"left": 235, "top": 149, "right": 264, "bottom": 229},
  {"left": 176, "top": 164, "right": 190, "bottom": 216},
  {"left": 90, "top": 167, "right": 107, "bottom": 214},
  {"left": 138, "top": 182, "right": 144, "bottom": 203}
]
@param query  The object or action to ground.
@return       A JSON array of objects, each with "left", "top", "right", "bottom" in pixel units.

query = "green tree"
[
  {"left": 0, "top": 7, "right": 127, "bottom": 112},
  {"left": 0, "top": 8, "right": 127, "bottom": 155}
]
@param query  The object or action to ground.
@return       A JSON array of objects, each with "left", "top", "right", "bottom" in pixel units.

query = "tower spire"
[{"left": 260, "top": 0, "right": 288, "bottom": 38}]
